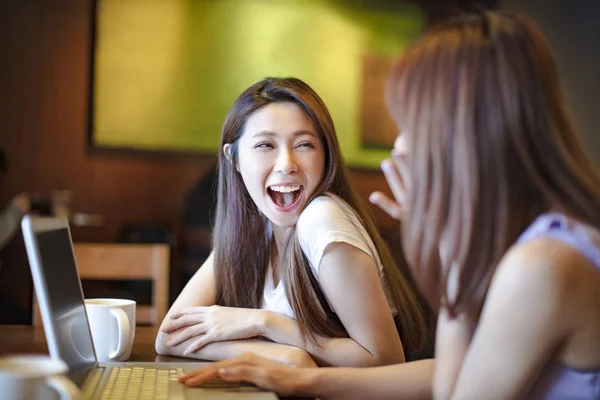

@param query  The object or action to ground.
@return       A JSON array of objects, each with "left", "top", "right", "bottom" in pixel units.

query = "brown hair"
[
  {"left": 213, "top": 77, "right": 427, "bottom": 351},
  {"left": 386, "top": 11, "right": 600, "bottom": 316}
]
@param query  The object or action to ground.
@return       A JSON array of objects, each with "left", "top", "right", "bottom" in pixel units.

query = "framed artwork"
[{"left": 89, "top": 0, "right": 424, "bottom": 167}]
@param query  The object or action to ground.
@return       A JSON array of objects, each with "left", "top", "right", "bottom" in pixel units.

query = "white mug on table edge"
[
  {"left": 0, "top": 354, "right": 81, "bottom": 400},
  {"left": 84, "top": 298, "right": 136, "bottom": 363}
]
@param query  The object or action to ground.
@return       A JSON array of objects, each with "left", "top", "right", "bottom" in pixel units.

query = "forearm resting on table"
[
  {"left": 155, "top": 330, "right": 315, "bottom": 367},
  {"left": 299, "top": 359, "right": 434, "bottom": 400},
  {"left": 262, "top": 311, "right": 400, "bottom": 367}
]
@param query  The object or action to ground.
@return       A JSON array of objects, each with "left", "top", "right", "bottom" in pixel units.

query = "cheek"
[
  {"left": 307, "top": 151, "right": 326, "bottom": 187},
  {"left": 237, "top": 158, "right": 266, "bottom": 194}
]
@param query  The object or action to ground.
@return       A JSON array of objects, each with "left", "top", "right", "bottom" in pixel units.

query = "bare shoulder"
[
  {"left": 497, "top": 236, "right": 595, "bottom": 285},
  {"left": 488, "top": 236, "right": 597, "bottom": 323}
]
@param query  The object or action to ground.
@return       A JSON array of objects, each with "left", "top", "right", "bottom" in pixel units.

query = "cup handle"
[
  {"left": 46, "top": 375, "right": 82, "bottom": 400},
  {"left": 109, "top": 308, "right": 132, "bottom": 360}
]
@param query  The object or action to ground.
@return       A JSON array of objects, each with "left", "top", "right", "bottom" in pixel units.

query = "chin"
[{"left": 266, "top": 213, "right": 300, "bottom": 229}]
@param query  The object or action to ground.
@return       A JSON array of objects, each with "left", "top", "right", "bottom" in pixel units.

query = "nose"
[{"left": 274, "top": 148, "right": 298, "bottom": 174}]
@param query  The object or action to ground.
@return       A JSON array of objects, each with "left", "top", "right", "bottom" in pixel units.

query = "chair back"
[{"left": 33, "top": 243, "right": 169, "bottom": 326}]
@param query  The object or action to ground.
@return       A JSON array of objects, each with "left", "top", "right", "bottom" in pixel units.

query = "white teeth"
[{"left": 269, "top": 185, "right": 301, "bottom": 193}]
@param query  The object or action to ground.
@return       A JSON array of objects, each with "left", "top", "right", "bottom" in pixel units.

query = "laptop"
[{"left": 21, "top": 215, "right": 277, "bottom": 400}]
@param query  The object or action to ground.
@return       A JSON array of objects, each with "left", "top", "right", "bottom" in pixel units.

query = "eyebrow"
[{"left": 251, "top": 130, "right": 318, "bottom": 139}]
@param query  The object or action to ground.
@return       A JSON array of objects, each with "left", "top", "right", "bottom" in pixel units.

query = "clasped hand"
[{"left": 161, "top": 305, "right": 265, "bottom": 355}]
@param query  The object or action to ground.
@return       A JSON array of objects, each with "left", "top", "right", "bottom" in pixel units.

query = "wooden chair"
[{"left": 33, "top": 243, "right": 169, "bottom": 327}]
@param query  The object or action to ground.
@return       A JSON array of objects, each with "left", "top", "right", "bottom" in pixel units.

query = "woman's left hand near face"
[
  {"left": 160, "top": 306, "right": 266, "bottom": 355},
  {"left": 369, "top": 150, "right": 409, "bottom": 221}
]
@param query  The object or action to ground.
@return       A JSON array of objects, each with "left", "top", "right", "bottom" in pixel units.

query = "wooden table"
[
  {"left": 0, "top": 325, "right": 312, "bottom": 400},
  {"left": 0, "top": 325, "right": 167, "bottom": 362}
]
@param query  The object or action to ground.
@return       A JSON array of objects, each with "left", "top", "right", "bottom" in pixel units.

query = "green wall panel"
[{"left": 92, "top": 0, "right": 423, "bottom": 167}]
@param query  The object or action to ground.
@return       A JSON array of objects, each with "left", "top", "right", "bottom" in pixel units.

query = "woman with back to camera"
[
  {"left": 178, "top": 11, "right": 600, "bottom": 399},
  {"left": 155, "top": 77, "right": 427, "bottom": 368}
]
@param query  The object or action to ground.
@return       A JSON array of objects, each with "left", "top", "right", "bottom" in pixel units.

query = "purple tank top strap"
[{"left": 517, "top": 213, "right": 600, "bottom": 271}]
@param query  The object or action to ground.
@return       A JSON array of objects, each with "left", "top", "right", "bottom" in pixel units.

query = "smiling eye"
[
  {"left": 255, "top": 142, "right": 273, "bottom": 149},
  {"left": 296, "top": 142, "right": 315, "bottom": 149}
]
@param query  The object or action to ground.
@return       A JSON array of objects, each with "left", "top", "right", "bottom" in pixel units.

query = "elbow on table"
[
  {"left": 154, "top": 331, "right": 171, "bottom": 356},
  {"left": 351, "top": 346, "right": 405, "bottom": 368},
  {"left": 380, "top": 347, "right": 406, "bottom": 366},
  {"left": 368, "top": 336, "right": 406, "bottom": 366},
  {"left": 286, "top": 347, "right": 319, "bottom": 368},
  {"left": 353, "top": 355, "right": 392, "bottom": 368}
]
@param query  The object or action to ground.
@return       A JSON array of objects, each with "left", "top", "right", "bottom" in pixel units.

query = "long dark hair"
[
  {"left": 387, "top": 12, "right": 600, "bottom": 316},
  {"left": 213, "top": 77, "right": 427, "bottom": 351}
]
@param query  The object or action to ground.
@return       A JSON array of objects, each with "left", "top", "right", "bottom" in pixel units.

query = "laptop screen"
[{"left": 32, "top": 225, "right": 97, "bottom": 383}]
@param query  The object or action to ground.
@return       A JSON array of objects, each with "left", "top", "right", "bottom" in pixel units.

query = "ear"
[
  {"left": 223, "top": 144, "right": 240, "bottom": 172},
  {"left": 223, "top": 144, "right": 233, "bottom": 162}
]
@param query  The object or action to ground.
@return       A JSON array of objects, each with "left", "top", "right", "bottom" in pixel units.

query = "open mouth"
[{"left": 267, "top": 184, "right": 304, "bottom": 211}]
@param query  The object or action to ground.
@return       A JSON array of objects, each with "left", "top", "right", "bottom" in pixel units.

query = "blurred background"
[{"left": 1, "top": 0, "right": 598, "bottom": 325}]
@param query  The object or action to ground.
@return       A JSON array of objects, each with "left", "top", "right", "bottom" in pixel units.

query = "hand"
[
  {"left": 11, "top": 192, "right": 31, "bottom": 214},
  {"left": 179, "top": 352, "right": 317, "bottom": 397},
  {"left": 369, "top": 150, "right": 409, "bottom": 221},
  {"left": 161, "top": 306, "right": 266, "bottom": 355}
]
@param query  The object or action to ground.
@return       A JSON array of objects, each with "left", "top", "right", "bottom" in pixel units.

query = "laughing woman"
[{"left": 155, "top": 77, "right": 427, "bottom": 367}]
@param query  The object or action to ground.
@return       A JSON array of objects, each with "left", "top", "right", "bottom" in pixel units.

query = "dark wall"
[
  {"left": 0, "top": 1, "right": 215, "bottom": 240},
  {"left": 501, "top": 0, "right": 600, "bottom": 164},
  {"left": 0, "top": 0, "right": 212, "bottom": 322}
]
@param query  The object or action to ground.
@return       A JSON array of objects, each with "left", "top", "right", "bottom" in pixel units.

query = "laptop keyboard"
[{"left": 100, "top": 366, "right": 185, "bottom": 400}]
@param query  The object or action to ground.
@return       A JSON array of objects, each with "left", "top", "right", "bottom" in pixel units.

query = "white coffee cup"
[
  {"left": 85, "top": 298, "right": 136, "bottom": 362},
  {"left": 0, "top": 354, "right": 81, "bottom": 400}
]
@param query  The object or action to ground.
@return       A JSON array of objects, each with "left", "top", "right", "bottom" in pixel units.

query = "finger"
[
  {"left": 161, "top": 314, "right": 204, "bottom": 333},
  {"left": 161, "top": 320, "right": 188, "bottom": 333},
  {"left": 369, "top": 192, "right": 404, "bottom": 221},
  {"left": 391, "top": 150, "right": 410, "bottom": 187},
  {"left": 182, "top": 334, "right": 214, "bottom": 356},
  {"left": 219, "top": 366, "right": 270, "bottom": 389},
  {"left": 180, "top": 367, "right": 222, "bottom": 386},
  {"left": 180, "top": 355, "right": 255, "bottom": 385},
  {"left": 381, "top": 159, "right": 406, "bottom": 204},
  {"left": 179, "top": 360, "right": 228, "bottom": 382},
  {"left": 179, "top": 306, "right": 210, "bottom": 315},
  {"left": 165, "top": 324, "right": 206, "bottom": 347},
  {"left": 170, "top": 306, "right": 209, "bottom": 319}
]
